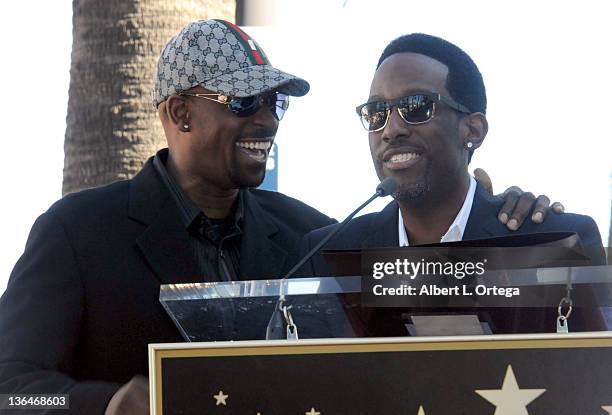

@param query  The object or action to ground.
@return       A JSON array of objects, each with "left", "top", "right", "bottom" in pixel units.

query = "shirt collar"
[
  {"left": 398, "top": 175, "right": 476, "bottom": 246},
  {"left": 153, "top": 148, "right": 244, "bottom": 230}
]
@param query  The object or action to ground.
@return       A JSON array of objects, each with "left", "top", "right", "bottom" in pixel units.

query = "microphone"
[
  {"left": 282, "top": 177, "right": 397, "bottom": 280},
  {"left": 375, "top": 177, "right": 399, "bottom": 198},
  {"left": 265, "top": 177, "right": 398, "bottom": 339}
]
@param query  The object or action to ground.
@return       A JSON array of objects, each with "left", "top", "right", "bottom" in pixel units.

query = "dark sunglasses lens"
[
  {"left": 273, "top": 93, "right": 289, "bottom": 120},
  {"left": 228, "top": 96, "right": 260, "bottom": 117},
  {"left": 229, "top": 93, "right": 288, "bottom": 120},
  {"left": 398, "top": 94, "right": 434, "bottom": 123},
  {"left": 359, "top": 102, "right": 388, "bottom": 131}
]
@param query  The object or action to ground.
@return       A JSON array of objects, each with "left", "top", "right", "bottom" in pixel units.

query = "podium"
[
  {"left": 150, "top": 234, "right": 612, "bottom": 413},
  {"left": 151, "top": 264, "right": 612, "bottom": 414},
  {"left": 148, "top": 334, "right": 612, "bottom": 414},
  {"left": 159, "top": 265, "right": 612, "bottom": 341}
]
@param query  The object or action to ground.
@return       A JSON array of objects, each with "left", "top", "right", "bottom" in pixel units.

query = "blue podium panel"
[{"left": 258, "top": 143, "right": 278, "bottom": 191}]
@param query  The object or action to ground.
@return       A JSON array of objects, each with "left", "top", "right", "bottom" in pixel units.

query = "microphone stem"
[
  {"left": 282, "top": 191, "right": 381, "bottom": 280},
  {"left": 266, "top": 183, "right": 392, "bottom": 340}
]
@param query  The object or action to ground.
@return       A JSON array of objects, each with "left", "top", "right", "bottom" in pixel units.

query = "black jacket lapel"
[
  {"left": 239, "top": 190, "right": 288, "bottom": 280},
  {"left": 363, "top": 200, "right": 400, "bottom": 248},
  {"left": 362, "top": 184, "right": 504, "bottom": 247},
  {"left": 463, "top": 183, "right": 510, "bottom": 240},
  {"left": 129, "top": 159, "right": 202, "bottom": 284}
]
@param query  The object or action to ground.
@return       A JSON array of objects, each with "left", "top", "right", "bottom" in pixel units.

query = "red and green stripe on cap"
[{"left": 217, "top": 20, "right": 270, "bottom": 66}]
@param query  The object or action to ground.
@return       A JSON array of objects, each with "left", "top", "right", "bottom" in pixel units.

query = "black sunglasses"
[
  {"left": 179, "top": 91, "right": 290, "bottom": 120},
  {"left": 356, "top": 92, "right": 471, "bottom": 132}
]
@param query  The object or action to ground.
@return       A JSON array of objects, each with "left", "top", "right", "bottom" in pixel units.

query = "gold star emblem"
[
  {"left": 602, "top": 406, "right": 612, "bottom": 414},
  {"left": 305, "top": 408, "right": 320, "bottom": 415},
  {"left": 213, "top": 390, "right": 228, "bottom": 406},
  {"left": 475, "top": 365, "right": 545, "bottom": 415}
]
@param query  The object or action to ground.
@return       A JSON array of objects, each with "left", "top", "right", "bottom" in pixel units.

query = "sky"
[{"left": 0, "top": 0, "right": 610, "bottom": 293}]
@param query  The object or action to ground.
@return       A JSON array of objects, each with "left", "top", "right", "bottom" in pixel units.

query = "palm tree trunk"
[
  {"left": 63, "top": 0, "right": 235, "bottom": 195},
  {"left": 608, "top": 203, "right": 611, "bottom": 260}
]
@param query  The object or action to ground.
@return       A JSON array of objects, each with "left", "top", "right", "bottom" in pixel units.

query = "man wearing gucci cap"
[
  {"left": 0, "top": 19, "right": 337, "bottom": 415},
  {"left": 0, "top": 20, "right": 558, "bottom": 414}
]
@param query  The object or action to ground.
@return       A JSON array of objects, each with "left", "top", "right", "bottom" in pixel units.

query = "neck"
[
  {"left": 166, "top": 154, "right": 239, "bottom": 219},
  {"left": 398, "top": 173, "right": 470, "bottom": 245}
]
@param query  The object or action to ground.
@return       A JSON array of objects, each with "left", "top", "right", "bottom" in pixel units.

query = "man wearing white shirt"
[
  {"left": 299, "top": 33, "right": 605, "bottom": 276},
  {"left": 398, "top": 176, "right": 476, "bottom": 246}
]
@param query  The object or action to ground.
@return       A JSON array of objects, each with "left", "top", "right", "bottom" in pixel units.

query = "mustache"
[{"left": 376, "top": 140, "right": 426, "bottom": 160}]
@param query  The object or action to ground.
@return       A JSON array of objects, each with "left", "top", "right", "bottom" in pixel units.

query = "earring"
[
  {"left": 466, "top": 142, "right": 473, "bottom": 149},
  {"left": 183, "top": 124, "right": 189, "bottom": 130}
]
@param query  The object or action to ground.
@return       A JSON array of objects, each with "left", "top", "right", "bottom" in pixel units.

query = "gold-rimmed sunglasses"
[
  {"left": 179, "top": 91, "right": 290, "bottom": 121},
  {"left": 356, "top": 91, "right": 471, "bottom": 132}
]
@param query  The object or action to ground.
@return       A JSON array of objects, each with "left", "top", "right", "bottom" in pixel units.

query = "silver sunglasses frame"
[{"left": 178, "top": 92, "right": 290, "bottom": 120}]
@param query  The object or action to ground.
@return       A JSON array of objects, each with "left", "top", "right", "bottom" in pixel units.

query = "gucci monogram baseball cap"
[{"left": 152, "top": 19, "right": 310, "bottom": 107}]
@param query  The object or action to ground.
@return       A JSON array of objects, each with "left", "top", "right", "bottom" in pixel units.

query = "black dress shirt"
[{"left": 153, "top": 149, "right": 243, "bottom": 281}]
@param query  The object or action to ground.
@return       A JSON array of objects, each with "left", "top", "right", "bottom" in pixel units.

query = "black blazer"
[
  {"left": 0, "top": 157, "right": 334, "bottom": 414},
  {"left": 300, "top": 183, "right": 606, "bottom": 275},
  {"left": 298, "top": 184, "right": 607, "bottom": 334}
]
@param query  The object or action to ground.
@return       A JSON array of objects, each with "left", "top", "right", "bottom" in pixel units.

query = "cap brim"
[{"left": 200, "top": 64, "right": 310, "bottom": 98}]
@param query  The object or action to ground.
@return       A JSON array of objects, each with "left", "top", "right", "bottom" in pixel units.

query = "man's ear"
[
  {"left": 165, "top": 95, "right": 190, "bottom": 131},
  {"left": 463, "top": 112, "right": 488, "bottom": 150}
]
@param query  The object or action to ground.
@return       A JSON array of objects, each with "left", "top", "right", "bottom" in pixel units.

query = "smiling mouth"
[
  {"left": 235, "top": 139, "right": 273, "bottom": 163},
  {"left": 383, "top": 152, "right": 422, "bottom": 170}
]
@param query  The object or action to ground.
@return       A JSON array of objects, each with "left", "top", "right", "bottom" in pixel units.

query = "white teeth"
[
  {"left": 236, "top": 141, "right": 272, "bottom": 151},
  {"left": 389, "top": 153, "right": 419, "bottom": 163}
]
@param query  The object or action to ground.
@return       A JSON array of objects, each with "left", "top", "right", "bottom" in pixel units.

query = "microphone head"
[{"left": 376, "top": 177, "right": 398, "bottom": 197}]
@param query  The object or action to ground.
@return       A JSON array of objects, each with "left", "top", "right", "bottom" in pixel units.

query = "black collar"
[
  {"left": 128, "top": 156, "right": 288, "bottom": 282},
  {"left": 152, "top": 148, "right": 244, "bottom": 231}
]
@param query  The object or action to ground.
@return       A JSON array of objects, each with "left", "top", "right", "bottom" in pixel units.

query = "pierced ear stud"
[
  {"left": 183, "top": 124, "right": 189, "bottom": 130},
  {"left": 466, "top": 141, "right": 474, "bottom": 149}
]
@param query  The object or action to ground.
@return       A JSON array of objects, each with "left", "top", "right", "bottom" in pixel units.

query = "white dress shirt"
[{"left": 398, "top": 175, "right": 477, "bottom": 246}]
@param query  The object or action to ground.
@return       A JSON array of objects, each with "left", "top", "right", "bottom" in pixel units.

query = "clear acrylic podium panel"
[{"left": 159, "top": 265, "right": 612, "bottom": 342}]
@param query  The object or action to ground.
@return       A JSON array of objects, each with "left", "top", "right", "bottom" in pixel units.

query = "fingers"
[
  {"left": 498, "top": 185, "right": 565, "bottom": 231},
  {"left": 552, "top": 201, "right": 565, "bottom": 214},
  {"left": 105, "top": 375, "right": 150, "bottom": 415},
  {"left": 530, "top": 195, "right": 551, "bottom": 223},
  {"left": 501, "top": 185, "right": 523, "bottom": 198},
  {"left": 473, "top": 168, "right": 493, "bottom": 194},
  {"left": 506, "top": 191, "right": 537, "bottom": 230},
  {"left": 130, "top": 376, "right": 150, "bottom": 412},
  {"left": 529, "top": 196, "right": 565, "bottom": 222},
  {"left": 499, "top": 187, "right": 538, "bottom": 230},
  {"left": 131, "top": 375, "right": 149, "bottom": 389},
  {"left": 497, "top": 187, "right": 522, "bottom": 225}
]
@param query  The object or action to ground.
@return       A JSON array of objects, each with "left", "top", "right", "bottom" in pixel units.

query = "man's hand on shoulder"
[
  {"left": 105, "top": 375, "right": 149, "bottom": 415},
  {"left": 474, "top": 168, "right": 565, "bottom": 231}
]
